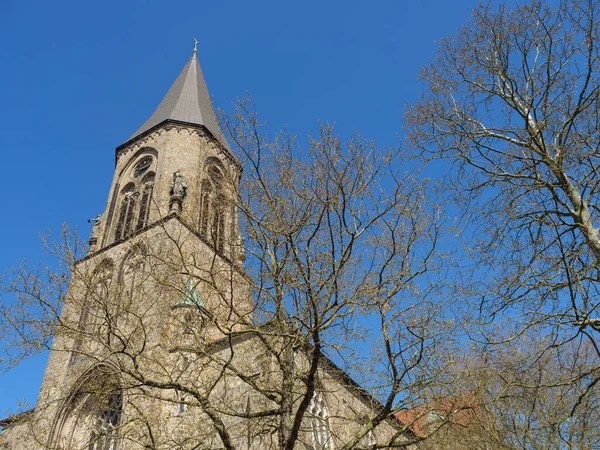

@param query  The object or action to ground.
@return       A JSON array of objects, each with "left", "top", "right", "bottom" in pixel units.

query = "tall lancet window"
[
  {"left": 308, "top": 391, "right": 334, "bottom": 450},
  {"left": 199, "top": 163, "right": 228, "bottom": 252},
  {"left": 212, "top": 193, "right": 226, "bottom": 252},
  {"left": 115, "top": 185, "right": 136, "bottom": 242},
  {"left": 112, "top": 153, "right": 156, "bottom": 243},
  {"left": 123, "top": 192, "right": 138, "bottom": 237},
  {"left": 72, "top": 259, "right": 114, "bottom": 361},
  {"left": 136, "top": 173, "right": 155, "bottom": 231},
  {"left": 199, "top": 180, "right": 212, "bottom": 239},
  {"left": 119, "top": 244, "right": 147, "bottom": 308}
]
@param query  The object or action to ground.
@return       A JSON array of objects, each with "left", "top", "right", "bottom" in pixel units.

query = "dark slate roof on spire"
[{"left": 127, "top": 51, "right": 229, "bottom": 149}]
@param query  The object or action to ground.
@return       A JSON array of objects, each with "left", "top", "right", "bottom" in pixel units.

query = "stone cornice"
[
  {"left": 76, "top": 214, "right": 250, "bottom": 280},
  {"left": 115, "top": 120, "right": 242, "bottom": 174}
]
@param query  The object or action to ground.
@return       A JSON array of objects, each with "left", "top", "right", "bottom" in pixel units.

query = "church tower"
[
  {"left": 93, "top": 45, "right": 241, "bottom": 260},
  {"left": 21, "top": 47, "right": 254, "bottom": 449}
]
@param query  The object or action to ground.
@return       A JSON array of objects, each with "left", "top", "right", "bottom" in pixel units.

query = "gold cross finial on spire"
[{"left": 193, "top": 37, "right": 199, "bottom": 53}]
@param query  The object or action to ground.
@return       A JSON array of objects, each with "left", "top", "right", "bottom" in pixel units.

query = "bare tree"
[
  {"left": 0, "top": 100, "right": 452, "bottom": 449},
  {"left": 482, "top": 338, "right": 600, "bottom": 450},
  {"left": 406, "top": 0, "right": 600, "bottom": 423},
  {"left": 407, "top": 335, "right": 600, "bottom": 450}
]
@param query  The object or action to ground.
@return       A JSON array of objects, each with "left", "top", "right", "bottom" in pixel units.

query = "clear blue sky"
[{"left": 0, "top": 0, "right": 503, "bottom": 417}]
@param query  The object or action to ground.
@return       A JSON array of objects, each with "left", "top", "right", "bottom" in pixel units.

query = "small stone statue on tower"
[
  {"left": 169, "top": 170, "right": 188, "bottom": 215},
  {"left": 88, "top": 213, "right": 102, "bottom": 251}
]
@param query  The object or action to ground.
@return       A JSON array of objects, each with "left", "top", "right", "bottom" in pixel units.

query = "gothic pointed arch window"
[
  {"left": 199, "top": 162, "right": 228, "bottom": 252},
  {"left": 136, "top": 172, "right": 155, "bottom": 231},
  {"left": 50, "top": 366, "right": 122, "bottom": 450},
  {"left": 308, "top": 391, "right": 334, "bottom": 450},
  {"left": 199, "top": 180, "right": 212, "bottom": 239},
  {"left": 72, "top": 259, "right": 114, "bottom": 360},
  {"left": 114, "top": 184, "right": 137, "bottom": 242},
  {"left": 112, "top": 152, "right": 157, "bottom": 243},
  {"left": 212, "top": 193, "right": 226, "bottom": 252},
  {"left": 119, "top": 244, "right": 148, "bottom": 308}
]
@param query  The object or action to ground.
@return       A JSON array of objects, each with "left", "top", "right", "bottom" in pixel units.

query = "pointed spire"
[{"left": 126, "top": 45, "right": 229, "bottom": 150}]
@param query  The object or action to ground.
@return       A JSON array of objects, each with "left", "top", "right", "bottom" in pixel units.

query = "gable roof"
[{"left": 125, "top": 50, "right": 229, "bottom": 150}]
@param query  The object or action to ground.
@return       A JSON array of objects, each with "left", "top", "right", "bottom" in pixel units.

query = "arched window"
[
  {"left": 212, "top": 194, "right": 226, "bottom": 252},
  {"left": 199, "top": 180, "right": 212, "bottom": 239},
  {"left": 114, "top": 184, "right": 136, "bottom": 242},
  {"left": 72, "top": 260, "right": 114, "bottom": 360},
  {"left": 308, "top": 391, "right": 334, "bottom": 450},
  {"left": 112, "top": 153, "right": 156, "bottom": 243},
  {"left": 199, "top": 164, "right": 228, "bottom": 252},
  {"left": 119, "top": 244, "right": 147, "bottom": 308},
  {"left": 50, "top": 366, "right": 122, "bottom": 450},
  {"left": 136, "top": 173, "right": 155, "bottom": 231}
]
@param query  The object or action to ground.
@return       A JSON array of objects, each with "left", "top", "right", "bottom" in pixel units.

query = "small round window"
[{"left": 134, "top": 157, "right": 152, "bottom": 177}]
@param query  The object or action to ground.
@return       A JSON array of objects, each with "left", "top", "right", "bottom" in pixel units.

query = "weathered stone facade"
[{"left": 0, "top": 50, "right": 415, "bottom": 450}]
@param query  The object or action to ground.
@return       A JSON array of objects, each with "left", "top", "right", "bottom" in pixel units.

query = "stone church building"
[{"left": 0, "top": 48, "right": 415, "bottom": 449}]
